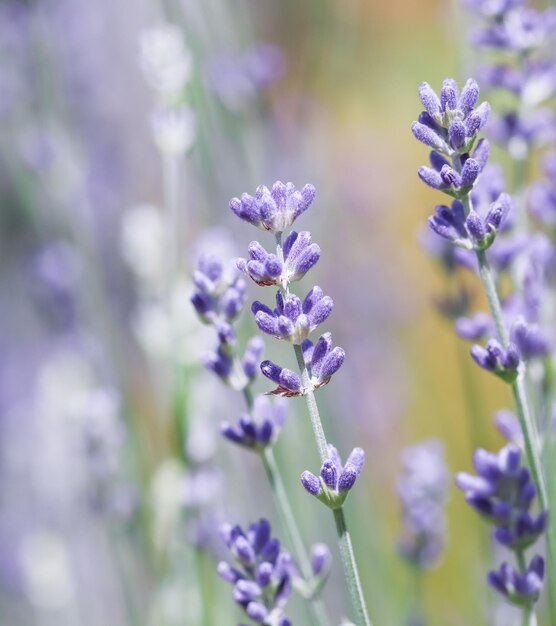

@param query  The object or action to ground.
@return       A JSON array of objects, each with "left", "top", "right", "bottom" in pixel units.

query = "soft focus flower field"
[{"left": 2, "top": 0, "right": 555, "bottom": 625}]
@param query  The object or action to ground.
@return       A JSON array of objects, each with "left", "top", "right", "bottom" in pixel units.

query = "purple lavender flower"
[
  {"left": 412, "top": 78, "right": 490, "bottom": 157},
  {"left": 510, "top": 317, "right": 552, "bottom": 360},
  {"left": 310, "top": 543, "right": 332, "bottom": 578},
  {"left": 462, "top": 0, "right": 526, "bottom": 18},
  {"left": 418, "top": 139, "right": 490, "bottom": 197},
  {"left": 217, "top": 518, "right": 293, "bottom": 625},
  {"left": 470, "top": 338, "right": 520, "bottom": 382},
  {"left": 494, "top": 409, "right": 523, "bottom": 446},
  {"left": 191, "top": 254, "right": 247, "bottom": 324},
  {"left": 428, "top": 189, "right": 509, "bottom": 249},
  {"left": 229, "top": 181, "right": 316, "bottom": 234},
  {"left": 242, "top": 336, "right": 265, "bottom": 382},
  {"left": 455, "top": 311, "right": 494, "bottom": 340},
  {"left": 471, "top": 7, "right": 556, "bottom": 52},
  {"left": 488, "top": 556, "right": 545, "bottom": 607},
  {"left": 529, "top": 152, "right": 556, "bottom": 227},
  {"left": 252, "top": 287, "right": 333, "bottom": 344},
  {"left": 300, "top": 444, "right": 365, "bottom": 509},
  {"left": 237, "top": 231, "right": 321, "bottom": 287},
  {"left": 221, "top": 395, "right": 287, "bottom": 452},
  {"left": 456, "top": 444, "right": 547, "bottom": 550},
  {"left": 260, "top": 333, "right": 344, "bottom": 396},
  {"left": 396, "top": 440, "right": 449, "bottom": 569}
]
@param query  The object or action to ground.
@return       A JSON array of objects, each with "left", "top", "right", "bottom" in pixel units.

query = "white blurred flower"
[
  {"left": 150, "top": 459, "right": 184, "bottom": 552},
  {"left": 121, "top": 204, "right": 171, "bottom": 294},
  {"left": 140, "top": 24, "right": 192, "bottom": 98},
  {"left": 20, "top": 532, "right": 75, "bottom": 610},
  {"left": 151, "top": 105, "right": 195, "bottom": 156}
]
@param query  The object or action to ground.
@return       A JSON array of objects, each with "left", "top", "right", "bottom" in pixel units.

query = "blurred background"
[{"left": 0, "top": 0, "right": 524, "bottom": 624}]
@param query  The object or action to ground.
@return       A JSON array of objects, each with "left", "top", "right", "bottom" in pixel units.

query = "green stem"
[
  {"left": 333, "top": 508, "right": 373, "bottom": 626},
  {"left": 474, "top": 248, "right": 556, "bottom": 624},
  {"left": 293, "top": 344, "right": 329, "bottom": 463},
  {"left": 242, "top": 386, "right": 331, "bottom": 626},
  {"left": 516, "top": 551, "right": 534, "bottom": 626}
]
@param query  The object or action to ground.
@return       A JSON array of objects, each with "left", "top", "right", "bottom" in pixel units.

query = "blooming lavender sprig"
[
  {"left": 456, "top": 444, "right": 547, "bottom": 608},
  {"left": 237, "top": 231, "right": 321, "bottom": 287},
  {"left": 261, "top": 332, "right": 345, "bottom": 397},
  {"left": 230, "top": 181, "right": 372, "bottom": 625},
  {"left": 301, "top": 445, "right": 365, "bottom": 510},
  {"left": 229, "top": 181, "right": 316, "bottom": 234},
  {"left": 396, "top": 440, "right": 449, "bottom": 570},
  {"left": 218, "top": 519, "right": 293, "bottom": 625}
]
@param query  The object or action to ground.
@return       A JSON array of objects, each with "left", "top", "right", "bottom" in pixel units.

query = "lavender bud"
[{"left": 301, "top": 471, "right": 321, "bottom": 496}]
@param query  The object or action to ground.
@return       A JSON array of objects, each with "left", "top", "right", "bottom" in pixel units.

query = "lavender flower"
[
  {"left": 252, "top": 288, "right": 333, "bottom": 344},
  {"left": 412, "top": 79, "right": 490, "bottom": 157},
  {"left": 488, "top": 556, "right": 545, "bottom": 607},
  {"left": 229, "top": 181, "right": 316, "bottom": 234},
  {"left": 418, "top": 140, "right": 489, "bottom": 197},
  {"left": 218, "top": 519, "right": 293, "bottom": 625},
  {"left": 470, "top": 338, "right": 520, "bottom": 382},
  {"left": 396, "top": 440, "right": 449, "bottom": 569},
  {"left": 301, "top": 444, "right": 365, "bottom": 509},
  {"left": 529, "top": 152, "right": 556, "bottom": 227},
  {"left": 221, "top": 395, "right": 287, "bottom": 452},
  {"left": 455, "top": 311, "right": 494, "bottom": 340},
  {"left": 191, "top": 254, "right": 247, "bottom": 324},
  {"left": 510, "top": 317, "right": 552, "bottom": 360},
  {"left": 261, "top": 332, "right": 345, "bottom": 396},
  {"left": 456, "top": 444, "right": 547, "bottom": 550},
  {"left": 237, "top": 231, "right": 321, "bottom": 287}
]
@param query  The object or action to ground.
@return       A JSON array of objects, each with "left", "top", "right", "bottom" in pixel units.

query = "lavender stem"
[
  {"left": 473, "top": 244, "right": 556, "bottom": 624},
  {"left": 333, "top": 507, "right": 373, "bottom": 626},
  {"left": 242, "top": 386, "right": 331, "bottom": 626},
  {"left": 516, "top": 550, "right": 534, "bottom": 626}
]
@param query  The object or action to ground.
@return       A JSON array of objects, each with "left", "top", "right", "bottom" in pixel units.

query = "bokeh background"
[{"left": 0, "top": 0, "right": 522, "bottom": 624}]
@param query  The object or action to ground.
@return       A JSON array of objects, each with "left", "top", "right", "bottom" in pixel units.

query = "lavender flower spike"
[
  {"left": 218, "top": 518, "right": 293, "bottom": 625},
  {"left": 221, "top": 395, "right": 287, "bottom": 452},
  {"left": 301, "top": 444, "right": 365, "bottom": 509},
  {"left": 470, "top": 338, "right": 520, "bottom": 383},
  {"left": 456, "top": 444, "right": 547, "bottom": 551},
  {"left": 229, "top": 181, "right": 316, "bottom": 233},
  {"left": 413, "top": 78, "right": 490, "bottom": 157},
  {"left": 237, "top": 231, "right": 321, "bottom": 287},
  {"left": 252, "top": 287, "right": 333, "bottom": 344},
  {"left": 301, "top": 332, "right": 346, "bottom": 389},
  {"left": 488, "top": 556, "right": 545, "bottom": 608},
  {"left": 260, "top": 359, "right": 303, "bottom": 397},
  {"left": 397, "top": 440, "right": 449, "bottom": 569}
]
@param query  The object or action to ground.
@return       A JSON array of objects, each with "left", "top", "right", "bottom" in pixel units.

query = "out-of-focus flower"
[
  {"left": 151, "top": 105, "right": 196, "bottom": 156},
  {"left": 397, "top": 440, "right": 449, "bottom": 569}
]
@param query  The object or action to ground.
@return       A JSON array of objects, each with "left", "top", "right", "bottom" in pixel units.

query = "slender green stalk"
[
  {"left": 333, "top": 508, "right": 373, "bottom": 626},
  {"left": 473, "top": 248, "right": 556, "bottom": 624},
  {"left": 273, "top": 232, "right": 372, "bottom": 625},
  {"left": 293, "top": 344, "right": 329, "bottom": 463},
  {"left": 516, "top": 551, "right": 534, "bottom": 626},
  {"left": 242, "top": 387, "right": 331, "bottom": 626}
]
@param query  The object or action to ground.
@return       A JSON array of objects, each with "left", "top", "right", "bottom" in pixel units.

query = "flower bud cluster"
[
  {"left": 457, "top": 444, "right": 547, "bottom": 607},
  {"left": 300, "top": 445, "right": 365, "bottom": 510},
  {"left": 218, "top": 518, "right": 293, "bottom": 625}
]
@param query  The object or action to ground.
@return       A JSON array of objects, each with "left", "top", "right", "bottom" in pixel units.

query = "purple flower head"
[
  {"left": 396, "top": 440, "right": 449, "bottom": 569},
  {"left": 300, "top": 444, "right": 365, "bottom": 509},
  {"left": 488, "top": 556, "right": 545, "bottom": 607},
  {"left": 455, "top": 312, "right": 494, "bottom": 341},
  {"left": 427, "top": 190, "right": 509, "bottom": 250},
  {"left": 252, "top": 287, "right": 333, "bottom": 344},
  {"left": 191, "top": 254, "right": 247, "bottom": 325},
  {"left": 471, "top": 8, "right": 556, "bottom": 52},
  {"left": 510, "top": 317, "right": 552, "bottom": 361},
  {"left": 237, "top": 231, "right": 320, "bottom": 287},
  {"left": 418, "top": 140, "right": 490, "bottom": 197},
  {"left": 229, "top": 181, "right": 316, "bottom": 234},
  {"left": 420, "top": 228, "right": 476, "bottom": 277},
  {"left": 301, "top": 332, "right": 345, "bottom": 389},
  {"left": 470, "top": 338, "right": 520, "bottom": 383},
  {"left": 218, "top": 518, "right": 293, "bottom": 623},
  {"left": 456, "top": 444, "right": 547, "bottom": 551},
  {"left": 221, "top": 395, "right": 287, "bottom": 452},
  {"left": 477, "top": 63, "right": 523, "bottom": 94},
  {"left": 413, "top": 78, "right": 490, "bottom": 156},
  {"left": 202, "top": 345, "right": 234, "bottom": 382}
]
